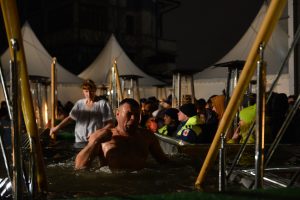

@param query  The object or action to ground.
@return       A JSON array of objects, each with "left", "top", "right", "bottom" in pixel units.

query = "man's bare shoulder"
[{"left": 136, "top": 127, "right": 158, "bottom": 141}]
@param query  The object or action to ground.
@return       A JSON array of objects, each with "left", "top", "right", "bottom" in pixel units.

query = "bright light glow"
[{"left": 44, "top": 103, "right": 48, "bottom": 125}]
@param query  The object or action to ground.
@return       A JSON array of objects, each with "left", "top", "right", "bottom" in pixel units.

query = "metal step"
[
  {"left": 0, "top": 177, "right": 12, "bottom": 199},
  {"left": 229, "top": 167, "right": 300, "bottom": 189}
]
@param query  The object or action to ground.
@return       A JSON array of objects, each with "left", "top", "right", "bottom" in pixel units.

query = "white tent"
[
  {"left": 1, "top": 22, "right": 83, "bottom": 84},
  {"left": 0, "top": 22, "right": 83, "bottom": 104},
  {"left": 79, "top": 34, "right": 164, "bottom": 87},
  {"left": 193, "top": 3, "right": 290, "bottom": 99}
]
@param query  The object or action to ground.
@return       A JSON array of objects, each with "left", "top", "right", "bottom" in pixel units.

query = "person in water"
[
  {"left": 75, "top": 98, "right": 169, "bottom": 171},
  {"left": 50, "top": 79, "right": 114, "bottom": 143}
]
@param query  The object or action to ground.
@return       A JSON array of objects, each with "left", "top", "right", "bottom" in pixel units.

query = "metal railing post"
[
  {"left": 254, "top": 43, "right": 266, "bottom": 189},
  {"left": 218, "top": 134, "right": 226, "bottom": 191},
  {"left": 11, "top": 38, "right": 22, "bottom": 200}
]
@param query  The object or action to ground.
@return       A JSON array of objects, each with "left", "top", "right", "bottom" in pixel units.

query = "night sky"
[
  {"left": 163, "top": 0, "right": 263, "bottom": 71},
  {"left": 0, "top": 0, "right": 263, "bottom": 76}
]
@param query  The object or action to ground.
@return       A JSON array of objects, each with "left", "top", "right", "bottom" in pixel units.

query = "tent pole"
[
  {"left": 195, "top": 0, "right": 287, "bottom": 190},
  {"left": 113, "top": 60, "right": 123, "bottom": 103},
  {"left": 51, "top": 57, "right": 57, "bottom": 140}
]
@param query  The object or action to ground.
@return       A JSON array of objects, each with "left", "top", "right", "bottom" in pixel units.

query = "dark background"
[
  {"left": 0, "top": 0, "right": 263, "bottom": 82},
  {"left": 163, "top": 1, "right": 263, "bottom": 71}
]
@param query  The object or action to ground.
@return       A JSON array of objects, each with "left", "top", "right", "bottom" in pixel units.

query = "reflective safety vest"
[
  {"left": 158, "top": 125, "right": 168, "bottom": 136},
  {"left": 177, "top": 115, "right": 202, "bottom": 136}
]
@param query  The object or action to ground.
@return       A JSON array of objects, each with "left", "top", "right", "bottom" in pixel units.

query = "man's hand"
[
  {"left": 88, "top": 128, "right": 112, "bottom": 144},
  {"left": 49, "top": 126, "right": 59, "bottom": 139},
  {"left": 75, "top": 128, "right": 112, "bottom": 170}
]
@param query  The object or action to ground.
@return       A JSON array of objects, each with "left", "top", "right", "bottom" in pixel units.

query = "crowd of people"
[
  {"left": 140, "top": 94, "right": 221, "bottom": 144},
  {"left": 1, "top": 78, "right": 299, "bottom": 172},
  {"left": 131, "top": 91, "right": 300, "bottom": 146}
]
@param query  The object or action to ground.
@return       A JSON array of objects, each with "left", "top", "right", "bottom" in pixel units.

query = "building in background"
[{"left": 22, "top": 0, "right": 179, "bottom": 83}]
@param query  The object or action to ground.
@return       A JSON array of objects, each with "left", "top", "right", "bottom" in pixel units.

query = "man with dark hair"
[{"left": 75, "top": 98, "right": 168, "bottom": 171}]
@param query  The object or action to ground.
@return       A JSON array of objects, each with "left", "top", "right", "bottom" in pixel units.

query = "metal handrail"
[
  {"left": 195, "top": 0, "right": 287, "bottom": 189},
  {"left": 0, "top": 0, "right": 48, "bottom": 195},
  {"left": 267, "top": 23, "right": 300, "bottom": 102},
  {"left": 254, "top": 43, "right": 266, "bottom": 189},
  {"left": 226, "top": 16, "right": 300, "bottom": 186},
  {"left": 11, "top": 37, "right": 22, "bottom": 200},
  {"left": 0, "top": 63, "right": 12, "bottom": 184},
  {"left": 265, "top": 94, "right": 300, "bottom": 166}
]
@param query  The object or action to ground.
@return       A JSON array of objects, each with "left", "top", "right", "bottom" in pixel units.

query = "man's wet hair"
[{"left": 119, "top": 98, "right": 140, "bottom": 110}]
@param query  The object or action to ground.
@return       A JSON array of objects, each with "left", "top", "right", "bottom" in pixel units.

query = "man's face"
[{"left": 117, "top": 103, "right": 140, "bottom": 131}]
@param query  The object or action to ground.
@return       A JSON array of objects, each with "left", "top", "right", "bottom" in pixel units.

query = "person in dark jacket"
[
  {"left": 158, "top": 108, "right": 179, "bottom": 137},
  {"left": 175, "top": 103, "right": 202, "bottom": 143}
]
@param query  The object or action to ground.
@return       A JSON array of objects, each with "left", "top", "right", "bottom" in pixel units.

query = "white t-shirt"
[{"left": 70, "top": 99, "right": 113, "bottom": 142}]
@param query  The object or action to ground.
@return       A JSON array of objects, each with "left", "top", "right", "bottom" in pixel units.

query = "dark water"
[
  {"left": 46, "top": 153, "right": 204, "bottom": 199},
  {"left": 2, "top": 139, "right": 300, "bottom": 199},
  {"left": 1, "top": 139, "right": 213, "bottom": 199}
]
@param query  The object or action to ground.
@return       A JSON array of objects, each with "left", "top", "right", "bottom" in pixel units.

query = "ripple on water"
[{"left": 46, "top": 154, "right": 202, "bottom": 199}]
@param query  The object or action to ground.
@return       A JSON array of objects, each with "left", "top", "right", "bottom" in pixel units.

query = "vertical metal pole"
[
  {"left": 172, "top": 74, "right": 176, "bottom": 108},
  {"left": 177, "top": 73, "right": 181, "bottom": 107},
  {"left": 51, "top": 58, "right": 56, "bottom": 141},
  {"left": 130, "top": 78, "right": 133, "bottom": 99},
  {"left": 225, "top": 68, "right": 232, "bottom": 106},
  {"left": 190, "top": 75, "right": 195, "bottom": 104},
  {"left": 233, "top": 67, "right": 241, "bottom": 130},
  {"left": 0, "top": 128, "right": 11, "bottom": 183},
  {"left": 0, "top": 0, "right": 48, "bottom": 192},
  {"left": 113, "top": 60, "right": 123, "bottom": 103},
  {"left": 218, "top": 134, "right": 226, "bottom": 191},
  {"left": 136, "top": 78, "right": 140, "bottom": 104},
  {"left": 111, "top": 66, "right": 117, "bottom": 110},
  {"left": 0, "top": 63, "right": 12, "bottom": 119},
  {"left": 11, "top": 38, "right": 22, "bottom": 200},
  {"left": 265, "top": 94, "right": 300, "bottom": 167},
  {"left": 254, "top": 43, "right": 266, "bottom": 189},
  {"left": 0, "top": 62, "right": 12, "bottom": 183},
  {"left": 195, "top": 0, "right": 287, "bottom": 189}
]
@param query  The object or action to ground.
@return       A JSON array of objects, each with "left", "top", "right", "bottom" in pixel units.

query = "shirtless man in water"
[{"left": 75, "top": 98, "right": 169, "bottom": 171}]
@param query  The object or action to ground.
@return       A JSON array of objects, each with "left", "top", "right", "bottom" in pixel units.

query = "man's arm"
[
  {"left": 49, "top": 116, "right": 73, "bottom": 137},
  {"left": 75, "top": 128, "right": 113, "bottom": 169},
  {"left": 104, "top": 119, "right": 114, "bottom": 128}
]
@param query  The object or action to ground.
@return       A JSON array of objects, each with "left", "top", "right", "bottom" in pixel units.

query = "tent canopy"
[
  {"left": 79, "top": 34, "right": 164, "bottom": 87},
  {"left": 1, "top": 22, "right": 83, "bottom": 84},
  {"left": 194, "top": 3, "right": 288, "bottom": 79}
]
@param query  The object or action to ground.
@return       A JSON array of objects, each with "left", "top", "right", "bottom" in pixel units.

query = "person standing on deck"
[{"left": 49, "top": 79, "right": 114, "bottom": 143}]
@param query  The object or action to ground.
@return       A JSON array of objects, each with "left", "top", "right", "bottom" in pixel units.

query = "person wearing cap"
[
  {"left": 158, "top": 108, "right": 179, "bottom": 136},
  {"left": 175, "top": 103, "right": 202, "bottom": 143}
]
